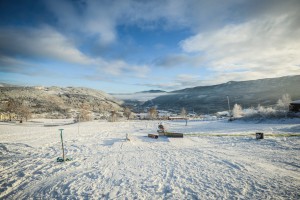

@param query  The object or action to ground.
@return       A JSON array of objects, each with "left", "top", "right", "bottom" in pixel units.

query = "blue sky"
[{"left": 0, "top": 0, "right": 299, "bottom": 93}]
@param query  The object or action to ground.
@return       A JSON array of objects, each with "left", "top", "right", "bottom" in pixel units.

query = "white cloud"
[
  {"left": 139, "top": 74, "right": 206, "bottom": 91},
  {"left": 45, "top": 0, "right": 119, "bottom": 45},
  {"left": 0, "top": 26, "right": 92, "bottom": 65},
  {"left": 0, "top": 55, "right": 39, "bottom": 75},
  {"left": 154, "top": 54, "right": 205, "bottom": 68},
  {"left": 147, "top": 8, "right": 300, "bottom": 91},
  {"left": 98, "top": 59, "right": 150, "bottom": 78},
  {"left": 180, "top": 13, "right": 300, "bottom": 80},
  {"left": 44, "top": 0, "right": 240, "bottom": 45},
  {"left": 0, "top": 26, "right": 150, "bottom": 79}
]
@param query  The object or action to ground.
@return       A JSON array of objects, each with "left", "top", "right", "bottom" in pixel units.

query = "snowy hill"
[
  {"left": 0, "top": 86, "right": 124, "bottom": 118},
  {"left": 143, "top": 75, "right": 300, "bottom": 113},
  {"left": 0, "top": 82, "right": 20, "bottom": 87}
]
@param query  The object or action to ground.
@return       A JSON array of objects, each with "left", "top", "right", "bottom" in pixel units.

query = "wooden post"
[
  {"left": 256, "top": 132, "right": 264, "bottom": 139},
  {"left": 148, "top": 134, "right": 158, "bottom": 139},
  {"left": 165, "top": 132, "right": 183, "bottom": 138},
  {"left": 126, "top": 133, "right": 130, "bottom": 141}
]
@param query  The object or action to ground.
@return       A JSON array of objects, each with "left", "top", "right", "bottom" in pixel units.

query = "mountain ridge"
[
  {"left": 143, "top": 75, "right": 300, "bottom": 113},
  {"left": 136, "top": 90, "right": 166, "bottom": 94}
]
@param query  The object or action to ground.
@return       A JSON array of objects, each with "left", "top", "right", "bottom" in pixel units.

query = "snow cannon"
[
  {"left": 57, "top": 129, "right": 72, "bottom": 162},
  {"left": 256, "top": 132, "right": 264, "bottom": 140}
]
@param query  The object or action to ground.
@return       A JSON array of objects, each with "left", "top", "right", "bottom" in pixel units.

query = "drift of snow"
[{"left": 0, "top": 119, "right": 299, "bottom": 199}]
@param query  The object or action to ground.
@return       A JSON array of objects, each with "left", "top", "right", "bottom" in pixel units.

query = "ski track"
[{"left": 0, "top": 120, "right": 300, "bottom": 199}]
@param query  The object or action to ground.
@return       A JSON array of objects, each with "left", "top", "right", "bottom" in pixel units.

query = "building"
[
  {"left": 135, "top": 113, "right": 148, "bottom": 119},
  {"left": 289, "top": 100, "right": 300, "bottom": 112},
  {"left": 0, "top": 113, "right": 16, "bottom": 121},
  {"left": 216, "top": 111, "right": 230, "bottom": 117},
  {"left": 157, "top": 110, "right": 173, "bottom": 119},
  {"left": 34, "top": 86, "right": 45, "bottom": 90},
  {"left": 168, "top": 116, "right": 187, "bottom": 120}
]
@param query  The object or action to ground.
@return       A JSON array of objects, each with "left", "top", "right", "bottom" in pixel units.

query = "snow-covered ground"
[{"left": 0, "top": 119, "right": 300, "bottom": 199}]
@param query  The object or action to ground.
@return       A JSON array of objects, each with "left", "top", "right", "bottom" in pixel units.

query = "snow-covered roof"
[{"left": 216, "top": 111, "right": 229, "bottom": 115}]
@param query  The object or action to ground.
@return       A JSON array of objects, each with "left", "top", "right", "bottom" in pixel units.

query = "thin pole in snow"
[
  {"left": 77, "top": 112, "right": 80, "bottom": 138},
  {"left": 227, "top": 96, "right": 231, "bottom": 119},
  {"left": 59, "top": 129, "right": 65, "bottom": 161},
  {"left": 78, "top": 113, "right": 80, "bottom": 135}
]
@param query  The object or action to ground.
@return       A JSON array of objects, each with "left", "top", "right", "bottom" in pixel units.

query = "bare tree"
[
  {"left": 180, "top": 107, "right": 188, "bottom": 126},
  {"left": 277, "top": 94, "right": 291, "bottom": 110},
  {"left": 276, "top": 93, "right": 292, "bottom": 118},
  {"left": 108, "top": 110, "right": 118, "bottom": 122},
  {"left": 148, "top": 107, "right": 157, "bottom": 120},
  {"left": 180, "top": 108, "right": 187, "bottom": 117},
  {"left": 4, "top": 99, "right": 32, "bottom": 122},
  {"left": 4, "top": 99, "right": 18, "bottom": 121},
  {"left": 232, "top": 104, "right": 243, "bottom": 118},
  {"left": 80, "top": 103, "right": 92, "bottom": 121},
  {"left": 124, "top": 107, "right": 132, "bottom": 120},
  {"left": 16, "top": 103, "right": 32, "bottom": 122}
]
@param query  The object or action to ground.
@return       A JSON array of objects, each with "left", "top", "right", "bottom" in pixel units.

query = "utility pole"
[{"left": 227, "top": 96, "right": 232, "bottom": 120}]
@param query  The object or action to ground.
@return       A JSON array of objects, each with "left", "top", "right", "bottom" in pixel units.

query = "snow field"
[{"left": 0, "top": 120, "right": 300, "bottom": 199}]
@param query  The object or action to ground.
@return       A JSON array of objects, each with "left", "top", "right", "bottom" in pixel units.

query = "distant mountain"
[
  {"left": 143, "top": 75, "right": 300, "bottom": 114},
  {"left": 0, "top": 82, "right": 20, "bottom": 87},
  {"left": 137, "top": 90, "right": 166, "bottom": 94},
  {"left": 111, "top": 90, "right": 167, "bottom": 102},
  {"left": 0, "top": 86, "right": 124, "bottom": 118}
]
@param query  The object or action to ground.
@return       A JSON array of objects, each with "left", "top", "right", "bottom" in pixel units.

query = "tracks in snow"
[{"left": 1, "top": 121, "right": 300, "bottom": 199}]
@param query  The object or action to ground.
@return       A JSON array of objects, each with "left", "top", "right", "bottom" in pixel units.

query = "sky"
[{"left": 0, "top": 0, "right": 299, "bottom": 93}]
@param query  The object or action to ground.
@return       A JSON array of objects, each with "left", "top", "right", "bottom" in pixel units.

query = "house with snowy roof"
[{"left": 289, "top": 100, "right": 300, "bottom": 112}]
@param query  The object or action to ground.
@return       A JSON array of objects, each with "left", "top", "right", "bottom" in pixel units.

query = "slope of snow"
[{"left": 0, "top": 120, "right": 299, "bottom": 199}]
